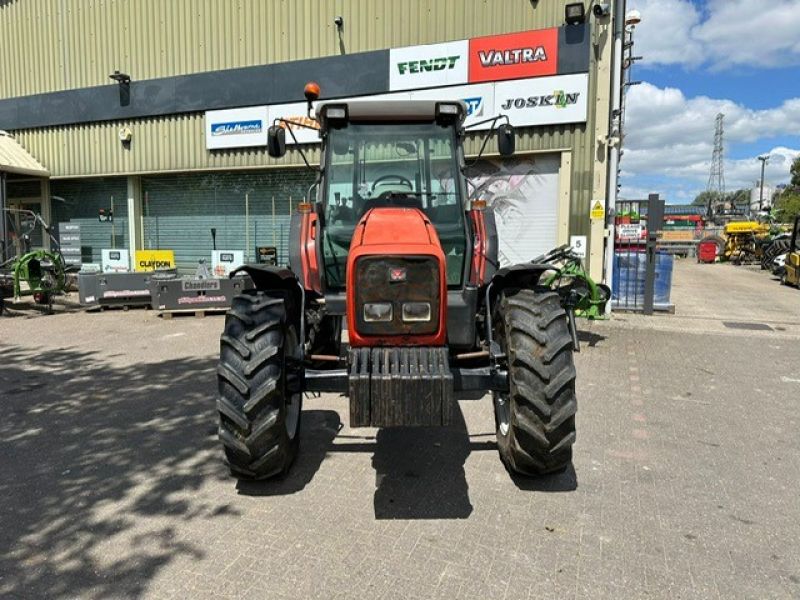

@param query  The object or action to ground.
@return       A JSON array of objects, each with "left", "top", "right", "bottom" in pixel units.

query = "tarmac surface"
[{"left": 1, "top": 259, "right": 799, "bottom": 599}]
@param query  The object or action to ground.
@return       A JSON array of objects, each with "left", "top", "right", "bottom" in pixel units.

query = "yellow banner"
[{"left": 134, "top": 250, "right": 175, "bottom": 272}]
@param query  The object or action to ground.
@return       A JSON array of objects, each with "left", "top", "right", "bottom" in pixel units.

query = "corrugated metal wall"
[
  {"left": 1, "top": 0, "right": 583, "bottom": 98},
  {"left": 3, "top": 0, "right": 604, "bottom": 239}
]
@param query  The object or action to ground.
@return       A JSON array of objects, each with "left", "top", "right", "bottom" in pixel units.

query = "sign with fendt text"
[{"left": 389, "top": 40, "right": 469, "bottom": 92}]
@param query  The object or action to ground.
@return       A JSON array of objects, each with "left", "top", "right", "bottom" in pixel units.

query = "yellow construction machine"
[
  {"left": 722, "top": 221, "right": 770, "bottom": 264},
  {"left": 782, "top": 216, "right": 800, "bottom": 287}
]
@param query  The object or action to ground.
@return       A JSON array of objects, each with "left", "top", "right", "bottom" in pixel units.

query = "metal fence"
[{"left": 612, "top": 193, "right": 666, "bottom": 315}]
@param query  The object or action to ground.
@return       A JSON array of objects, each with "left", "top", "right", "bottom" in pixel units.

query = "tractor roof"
[{"left": 317, "top": 100, "right": 467, "bottom": 127}]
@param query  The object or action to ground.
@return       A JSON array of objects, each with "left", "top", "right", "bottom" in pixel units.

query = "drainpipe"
[
  {"left": 0, "top": 172, "right": 7, "bottom": 263},
  {"left": 604, "top": 0, "right": 626, "bottom": 308}
]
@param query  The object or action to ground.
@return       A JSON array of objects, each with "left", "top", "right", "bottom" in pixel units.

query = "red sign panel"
[{"left": 468, "top": 28, "right": 559, "bottom": 83}]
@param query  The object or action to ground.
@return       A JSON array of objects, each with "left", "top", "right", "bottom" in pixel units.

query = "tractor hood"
[
  {"left": 353, "top": 207, "right": 439, "bottom": 247},
  {"left": 345, "top": 207, "right": 448, "bottom": 347}
]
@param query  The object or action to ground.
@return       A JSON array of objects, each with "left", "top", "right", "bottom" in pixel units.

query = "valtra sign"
[
  {"left": 468, "top": 28, "right": 559, "bottom": 83},
  {"left": 388, "top": 26, "right": 580, "bottom": 92}
]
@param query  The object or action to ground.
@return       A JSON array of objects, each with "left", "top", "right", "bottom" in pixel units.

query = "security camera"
[
  {"left": 333, "top": 15, "right": 344, "bottom": 28},
  {"left": 593, "top": 3, "right": 611, "bottom": 17}
]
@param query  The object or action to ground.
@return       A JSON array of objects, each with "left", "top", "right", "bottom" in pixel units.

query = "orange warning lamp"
[{"left": 304, "top": 82, "right": 321, "bottom": 102}]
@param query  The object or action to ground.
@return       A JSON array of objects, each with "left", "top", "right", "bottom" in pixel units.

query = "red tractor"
[{"left": 216, "top": 85, "right": 577, "bottom": 480}]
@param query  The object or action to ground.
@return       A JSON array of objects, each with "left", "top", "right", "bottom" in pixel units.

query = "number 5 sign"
[{"left": 570, "top": 235, "right": 587, "bottom": 258}]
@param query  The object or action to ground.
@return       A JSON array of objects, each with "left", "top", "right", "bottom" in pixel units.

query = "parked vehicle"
[
  {"left": 781, "top": 216, "right": 800, "bottom": 288},
  {"left": 772, "top": 253, "right": 787, "bottom": 278},
  {"left": 215, "top": 86, "right": 578, "bottom": 480}
]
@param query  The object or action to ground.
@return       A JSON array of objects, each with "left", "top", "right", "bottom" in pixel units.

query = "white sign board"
[
  {"left": 212, "top": 250, "right": 244, "bottom": 278},
  {"left": 205, "top": 106, "right": 268, "bottom": 149},
  {"left": 616, "top": 223, "right": 645, "bottom": 241},
  {"left": 569, "top": 235, "right": 587, "bottom": 258},
  {"left": 206, "top": 74, "right": 588, "bottom": 149},
  {"left": 493, "top": 73, "right": 588, "bottom": 128},
  {"left": 101, "top": 249, "right": 130, "bottom": 273},
  {"left": 389, "top": 40, "right": 469, "bottom": 91}
]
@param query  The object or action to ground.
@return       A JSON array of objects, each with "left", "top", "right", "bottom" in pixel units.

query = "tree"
[
  {"left": 774, "top": 189, "right": 800, "bottom": 223},
  {"left": 692, "top": 190, "right": 719, "bottom": 207},
  {"left": 692, "top": 188, "right": 750, "bottom": 208},
  {"left": 790, "top": 155, "right": 800, "bottom": 189}
]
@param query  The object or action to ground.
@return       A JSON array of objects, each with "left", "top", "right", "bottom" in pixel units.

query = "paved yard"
[{"left": 1, "top": 260, "right": 799, "bottom": 599}]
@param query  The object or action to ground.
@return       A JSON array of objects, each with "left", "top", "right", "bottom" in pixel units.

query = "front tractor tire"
[
  {"left": 493, "top": 290, "right": 577, "bottom": 476},
  {"left": 216, "top": 290, "right": 302, "bottom": 480}
]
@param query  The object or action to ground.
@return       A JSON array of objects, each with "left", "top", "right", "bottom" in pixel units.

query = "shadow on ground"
[
  {"left": 371, "top": 408, "right": 477, "bottom": 520},
  {"left": 577, "top": 328, "right": 606, "bottom": 348},
  {"left": 0, "top": 344, "right": 225, "bottom": 599}
]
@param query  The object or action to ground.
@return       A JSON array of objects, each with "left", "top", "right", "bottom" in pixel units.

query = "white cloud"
[
  {"left": 628, "top": 0, "right": 800, "bottom": 70},
  {"left": 620, "top": 83, "right": 800, "bottom": 201}
]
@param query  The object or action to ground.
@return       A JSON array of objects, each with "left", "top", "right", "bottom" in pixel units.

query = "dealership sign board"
[
  {"left": 205, "top": 106, "right": 268, "bottom": 149},
  {"left": 207, "top": 74, "right": 585, "bottom": 148},
  {"left": 389, "top": 29, "right": 561, "bottom": 91},
  {"left": 206, "top": 24, "right": 588, "bottom": 149},
  {"left": 390, "top": 40, "right": 470, "bottom": 92},
  {"left": 493, "top": 73, "right": 587, "bottom": 128},
  {"left": 468, "top": 28, "right": 559, "bottom": 83}
]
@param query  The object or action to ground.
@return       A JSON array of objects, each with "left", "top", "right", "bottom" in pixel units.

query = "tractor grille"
[{"left": 354, "top": 255, "right": 440, "bottom": 336}]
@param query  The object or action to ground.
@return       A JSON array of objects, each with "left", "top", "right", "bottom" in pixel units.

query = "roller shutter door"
[
  {"left": 468, "top": 154, "right": 560, "bottom": 266},
  {"left": 51, "top": 177, "right": 128, "bottom": 265},
  {"left": 141, "top": 170, "right": 315, "bottom": 274}
]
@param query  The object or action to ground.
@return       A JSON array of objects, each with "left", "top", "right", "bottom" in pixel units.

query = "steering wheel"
[{"left": 370, "top": 174, "right": 413, "bottom": 194}]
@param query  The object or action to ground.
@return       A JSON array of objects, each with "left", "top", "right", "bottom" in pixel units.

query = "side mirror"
[
  {"left": 497, "top": 124, "right": 515, "bottom": 157},
  {"left": 267, "top": 125, "right": 286, "bottom": 158}
]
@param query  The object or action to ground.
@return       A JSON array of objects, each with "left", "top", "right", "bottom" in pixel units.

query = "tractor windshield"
[{"left": 322, "top": 123, "right": 467, "bottom": 289}]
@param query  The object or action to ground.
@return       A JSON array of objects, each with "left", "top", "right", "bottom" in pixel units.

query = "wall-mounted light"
[
  {"left": 109, "top": 70, "right": 131, "bottom": 107},
  {"left": 109, "top": 70, "right": 131, "bottom": 84},
  {"left": 565, "top": 3, "right": 586, "bottom": 25}
]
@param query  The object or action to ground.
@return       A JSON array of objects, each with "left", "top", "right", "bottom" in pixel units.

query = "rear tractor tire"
[
  {"left": 493, "top": 290, "right": 577, "bottom": 476},
  {"left": 216, "top": 290, "right": 303, "bottom": 480}
]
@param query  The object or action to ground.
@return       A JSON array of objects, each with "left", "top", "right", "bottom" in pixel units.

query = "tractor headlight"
[
  {"left": 402, "top": 302, "right": 431, "bottom": 322},
  {"left": 363, "top": 302, "right": 393, "bottom": 322}
]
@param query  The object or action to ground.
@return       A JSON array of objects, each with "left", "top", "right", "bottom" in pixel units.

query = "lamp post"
[
  {"left": 604, "top": 4, "right": 642, "bottom": 314},
  {"left": 757, "top": 155, "right": 770, "bottom": 213}
]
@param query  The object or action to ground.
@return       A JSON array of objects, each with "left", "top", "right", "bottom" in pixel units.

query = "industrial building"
[{"left": 0, "top": 0, "right": 622, "bottom": 279}]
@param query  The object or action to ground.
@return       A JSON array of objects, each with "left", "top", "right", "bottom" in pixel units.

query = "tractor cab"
[{"left": 317, "top": 103, "right": 470, "bottom": 290}]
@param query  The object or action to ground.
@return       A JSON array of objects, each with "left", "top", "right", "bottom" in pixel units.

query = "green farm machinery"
[{"left": 1, "top": 208, "right": 68, "bottom": 315}]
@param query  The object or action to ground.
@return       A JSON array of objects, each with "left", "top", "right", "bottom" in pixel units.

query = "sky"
[{"left": 620, "top": 0, "right": 800, "bottom": 204}]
